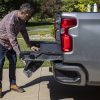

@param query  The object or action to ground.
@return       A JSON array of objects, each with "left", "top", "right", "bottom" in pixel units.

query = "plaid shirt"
[{"left": 0, "top": 10, "right": 31, "bottom": 55}]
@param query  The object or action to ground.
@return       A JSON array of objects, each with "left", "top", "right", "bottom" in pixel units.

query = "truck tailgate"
[
  {"left": 21, "top": 41, "right": 62, "bottom": 61},
  {"left": 20, "top": 41, "right": 62, "bottom": 77}
]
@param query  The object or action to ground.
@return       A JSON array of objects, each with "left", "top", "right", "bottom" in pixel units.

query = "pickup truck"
[{"left": 21, "top": 12, "right": 100, "bottom": 86}]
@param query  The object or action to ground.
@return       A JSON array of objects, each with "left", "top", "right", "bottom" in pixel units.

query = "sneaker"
[{"left": 10, "top": 84, "right": 25, "bottom": 93}]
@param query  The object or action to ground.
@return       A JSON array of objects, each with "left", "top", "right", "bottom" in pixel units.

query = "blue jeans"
[{"left": 0, "top": 44, "right": 17, "bottom": 84}]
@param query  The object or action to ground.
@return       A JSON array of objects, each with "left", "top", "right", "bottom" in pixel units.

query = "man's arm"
[
  {"left": 20, "top": 26, "right": 31, "bottom": 48},
  {"left": 6, "top": 22, "right": 21, "bottom": 56},
  {"left": 20, "top": 27, "right": 39, "bottom": 51}
]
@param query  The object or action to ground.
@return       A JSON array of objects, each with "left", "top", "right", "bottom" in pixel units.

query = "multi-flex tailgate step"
[
  {"left": 20, "top": 41, "right": 62, "bottom": 61},
  {"left": 20, "top": 41, "right": 62, "bottom": 77}
]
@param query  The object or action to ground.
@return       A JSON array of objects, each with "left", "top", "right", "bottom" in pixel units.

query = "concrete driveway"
[{"left": 1, "top": 67, "right": 100, "bottom": 100}]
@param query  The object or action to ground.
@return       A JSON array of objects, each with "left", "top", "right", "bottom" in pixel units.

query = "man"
[{"left": 0, "top": 3, "right": 39, "bottom": 97}]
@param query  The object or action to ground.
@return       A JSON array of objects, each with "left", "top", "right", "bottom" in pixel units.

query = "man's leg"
[
  {"left": 6, "top": 49, "right": 25, "bottom": 93},
  {"left": 0, "top": 58, "right": 5, "bottom": 98},
  {"left": 6, "top": 49, "right": 17, "bottom": 84},
  {"left": 0, "top": 44, "right": 7, "bottom": 97}
]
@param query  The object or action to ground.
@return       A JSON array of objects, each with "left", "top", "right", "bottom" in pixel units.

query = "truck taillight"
[
  {"left": 61, "top": 17, "right": 77, "bottom": 52},
  {"left": 54, "top": 14, "right": 61, "bottom": 39}
]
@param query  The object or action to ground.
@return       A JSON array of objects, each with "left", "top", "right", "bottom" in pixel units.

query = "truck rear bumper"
[{"left": 53, "top": 62, "right": 86, "bottom": 86}]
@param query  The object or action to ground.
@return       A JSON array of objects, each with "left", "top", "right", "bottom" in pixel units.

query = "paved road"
[{"left": 1, "top": 67, "right": 100, "bottom": 100}]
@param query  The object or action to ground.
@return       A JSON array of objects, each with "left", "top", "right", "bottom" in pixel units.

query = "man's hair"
[{"left": 20, "top": 3, "right": 34, "bottom": 14}]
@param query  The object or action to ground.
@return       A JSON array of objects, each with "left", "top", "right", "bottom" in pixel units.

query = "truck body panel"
[{"left": 60, "top": 13, "right": 100, "bottom": 84}]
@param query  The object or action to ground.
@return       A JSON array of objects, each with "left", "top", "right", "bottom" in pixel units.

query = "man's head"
[{"left": 18, "top": 3, "right": 34, "bottom": 21}]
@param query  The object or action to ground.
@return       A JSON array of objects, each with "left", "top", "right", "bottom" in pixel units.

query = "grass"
[
  {"left": 17, "top": 24, "right": 53, "bottom": 38},
  {"left": 27, "top": 24, "right": 52, "bottom": 29}
]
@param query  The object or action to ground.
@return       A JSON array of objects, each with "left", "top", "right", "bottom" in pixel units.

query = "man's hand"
[
  {"left": 31, "top": 46, "right": 39, "bottom": 52},
  {"left": 21, "top": 58, "right": 26, "bottom": 65}
]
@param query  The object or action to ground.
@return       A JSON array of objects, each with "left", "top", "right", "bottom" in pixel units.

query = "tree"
[
  {"left": 61, "top": 0, "right": 78, "bottom": 12},
  {"left": 0, "top": 0, "right": 8, "bottom": 18},
  {"left": 61, "top": 0, "right": 100, "bottom": 12},
  {"left": 40, "top": 0, "right": 62, "bottom": 19},
  {"left": 75, "top": 0, "right": 95, "bottom": 12},
  {"left": 0, "top": 0, "right": 40, "bottom": 18}
]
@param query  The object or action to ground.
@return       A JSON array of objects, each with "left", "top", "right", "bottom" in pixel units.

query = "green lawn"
[{"left": 17, "top": 24, "right": 54, "bottom": 38}]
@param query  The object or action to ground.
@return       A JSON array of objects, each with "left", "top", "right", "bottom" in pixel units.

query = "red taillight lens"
[
  {"left": 61, "top": 18, "right": 77, "bottom": 28},
  {"left": 61, "top": 34, "right": 72, "bottom": 52},
  {"left": 61, "top": 17, "right": 77, "bottom": 52}
]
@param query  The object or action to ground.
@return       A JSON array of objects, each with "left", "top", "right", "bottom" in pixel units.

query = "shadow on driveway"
[{"left": 21, "top": 75, "right": 100, "bottom": 100}]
